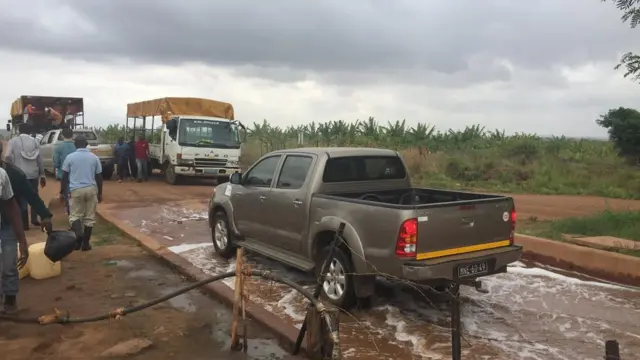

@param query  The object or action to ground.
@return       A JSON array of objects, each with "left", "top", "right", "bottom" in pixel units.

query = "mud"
[
  {"left": 0, "top": 205, "right": 288, "bottom": 360},
  {"left": 105, "top": 201, "right": 640, "bottom": 360}
]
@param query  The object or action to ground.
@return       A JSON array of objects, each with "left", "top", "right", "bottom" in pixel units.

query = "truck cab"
[{"left": 155, "top": 115, "right": 243, "bottom": 184}]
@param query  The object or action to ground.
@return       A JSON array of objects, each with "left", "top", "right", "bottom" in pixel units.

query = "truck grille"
[{"left": 194, "top": 158, "right": 228, "bottom": 168}]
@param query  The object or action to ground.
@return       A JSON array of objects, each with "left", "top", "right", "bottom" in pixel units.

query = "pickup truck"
[
  {"left": 39, "top": 128, "right": 115, "bottom": 180},
  {"left": 208, "top": 147, "right": 522, "bottom": 309}
]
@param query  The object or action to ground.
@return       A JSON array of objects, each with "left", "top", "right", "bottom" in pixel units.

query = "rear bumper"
[
  {"left": 401, "top": 245, "right": 522, "bottom": 282},
  {"left": 175, "top": 166, "right": 241, "bottom": 178}
]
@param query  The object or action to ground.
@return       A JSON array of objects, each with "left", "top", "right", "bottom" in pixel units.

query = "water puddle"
[{"left": 111, "top": 204, "right": 640, "bottom": 360}]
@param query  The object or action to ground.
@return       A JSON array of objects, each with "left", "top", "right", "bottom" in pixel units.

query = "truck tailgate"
[{"left": 415, "top": 198, "right": 515, "bottom": 260}]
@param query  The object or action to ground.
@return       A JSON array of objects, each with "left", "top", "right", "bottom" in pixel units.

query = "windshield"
[{"left": 178, "top": 118, "right": 240, "bottom": 148}]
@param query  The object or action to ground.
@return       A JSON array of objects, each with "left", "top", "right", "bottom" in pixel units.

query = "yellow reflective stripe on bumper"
[{"left": 416, "top": 240, "right": 512, "bottom": 260}]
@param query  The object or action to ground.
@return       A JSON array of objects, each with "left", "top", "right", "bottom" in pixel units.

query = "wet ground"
[
  {"left": 0, "top": 205, "right": 288, "bottom": 360},
  {"left": 103, "top": 200, "right": 640, "bottom": 360}
]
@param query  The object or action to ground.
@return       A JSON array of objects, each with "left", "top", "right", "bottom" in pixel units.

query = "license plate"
[
  {"left": 203, "top": 168, "right": 219, "bottom": 174},
  {"left": 457, "top": 261, "right": 488, "bottom": 278}
]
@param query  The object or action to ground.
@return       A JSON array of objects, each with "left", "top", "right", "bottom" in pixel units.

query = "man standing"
[
  {"left": 113, "top": 137, "right": 129, "bottom": 183},
  {"left": 134, "top": 134, "right": 149, "bottom": 183},
  {"left": 4, "top": 123, "right": 46, "bottom": 230},
  {"left": 0, "top": 142, "right": 52, "bottom": 314},
  {"left": 60, "top": 135, "right": 103, "bottom": 251},
  {"left": 53, "top": 127, "right": 76, "bottom": 214},
  {"left": 127, "top": 137, "right": 137, "bottom": 179}
]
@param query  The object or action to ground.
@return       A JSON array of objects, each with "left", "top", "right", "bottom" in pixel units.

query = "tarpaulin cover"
[{"left": 126, "top": 97, "right": 235, "bottom": 123}]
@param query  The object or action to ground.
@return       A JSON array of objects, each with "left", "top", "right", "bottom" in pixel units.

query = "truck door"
[
  {"left": 232, "top": 155, "right": 282, "bottom": 240},
  {"left": 266, "top": 154, "right": 315, "bottom": 252}
]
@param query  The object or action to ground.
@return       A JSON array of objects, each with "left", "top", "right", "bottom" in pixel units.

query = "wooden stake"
[{"left": 230, "top": 247, "right": 244, "bottom": 350}]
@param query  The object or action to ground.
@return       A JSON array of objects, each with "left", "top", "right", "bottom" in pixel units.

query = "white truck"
[{"left": 125, "top": 97, "right": 246, "bottom": 185}]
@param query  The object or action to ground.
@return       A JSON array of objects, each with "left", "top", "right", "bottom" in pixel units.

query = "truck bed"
[
  {"left": 312, "top": 187, "right": 515, "bottom": 269},
  {"left": 315, "top": 187, "right": 505, "bottom": 208}
]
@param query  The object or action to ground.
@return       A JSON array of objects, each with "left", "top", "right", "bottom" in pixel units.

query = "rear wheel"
[
  {"left": 212, "top": 211, "right": 235, "bottom": 259},
  {"left": 102, "top": 164, "right": 114, "bottom": 180},
  {"left": 316, "top": 246, "right": 357, "bottom": 310}
]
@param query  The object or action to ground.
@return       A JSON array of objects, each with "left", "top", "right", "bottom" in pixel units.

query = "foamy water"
[{"left": 120, "top": 205, "right": 640, "bottom": 360}]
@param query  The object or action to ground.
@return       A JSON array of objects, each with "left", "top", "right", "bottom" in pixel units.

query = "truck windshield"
[
  {"left": 178, "top": 118, "right": 240, "bottom": 148},
  {"left": 323, "top": 156, "right": 407, "bottom": 182}
]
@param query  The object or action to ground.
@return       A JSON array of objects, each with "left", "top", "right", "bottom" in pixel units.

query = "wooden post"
[
  {"left": 230, "top": 248, "right": 244, "bottom": 350},
  {"left": 605, "top": 340, "right": 620, "bottom": 360},
  {"left": 450, "top": 283, "right": 461, "bottom": 360},
  {"left": 305, "top": 304, "right": 340, "bottom": 360}
]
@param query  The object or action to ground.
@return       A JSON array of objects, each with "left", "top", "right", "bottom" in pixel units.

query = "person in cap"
[
  {"left": 0, "top": 141, "right": 52, "bottom": 314},
  {"left": 60, "top": 135, "right": 103, "bottom": 251},
  {"left": 4, "top": 123, "right": 46, "bottom": 230}
]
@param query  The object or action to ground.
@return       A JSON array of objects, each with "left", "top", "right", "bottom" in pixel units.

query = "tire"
[
  {"left": 103, "top": 164, "right": 114, "bottom": 180},
  {"left": 212, "top": 211, "right": 235, "bottom": 259},
  {"left": 316, "top": 246, "right": 357, "bottom": 310},
  {"left": 217, "top": 176, "right": 230, "bottom": 184},
  {"left": 165, "top": 165, "right": 180, "bottom": 185}
]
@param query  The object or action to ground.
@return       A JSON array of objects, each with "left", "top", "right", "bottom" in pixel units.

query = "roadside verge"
[
  {"left": 96, "top": 204, "right": 305, "bottom": 354},
  {"left": 515, "top": 234, "right": 640, "bottom": 286}
]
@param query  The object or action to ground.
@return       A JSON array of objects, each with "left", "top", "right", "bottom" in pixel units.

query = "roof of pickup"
[{"left": 270, "top": 147, "right": 398, "bottom": 158}]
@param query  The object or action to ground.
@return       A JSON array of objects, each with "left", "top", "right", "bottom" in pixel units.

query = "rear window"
[
  {"left": 322, "top": 156, "right": 407, "bottom": 183},
  {"left": 58, "top": 131, "right": 97, "bottom": 141}
]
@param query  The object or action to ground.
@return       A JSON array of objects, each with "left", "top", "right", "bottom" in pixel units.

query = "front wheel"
[
  {"left": 165, "top": 165, "right": 180, "bottom": 185},
  {"left": 212, "top": 211, "right": 235, "bottom": 258},
  {"left": 316, "top": 246, "right": 357, "bottom": 310}
]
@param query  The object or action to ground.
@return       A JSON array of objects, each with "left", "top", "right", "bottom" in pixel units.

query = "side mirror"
[
  {"left": 6, "top": 124, "right": 10, "bottom": 131},
  {"left": 229, "top": 173, "right": 242, "bottom": 185}
]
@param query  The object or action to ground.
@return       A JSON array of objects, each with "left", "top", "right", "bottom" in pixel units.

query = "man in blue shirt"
[
  {"left": 60, "top": 135, "right": 103, "bottom": 251},
  {"left": 53, "top": 127, "right": 76, "bottom": 214}
]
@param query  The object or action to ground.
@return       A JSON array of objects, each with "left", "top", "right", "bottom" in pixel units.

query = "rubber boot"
[
  {"left": 71, "top": 220, "right": 83, "bottom": 251},
  {"left": 2, "top": 295, "right": 18, "bottom": 315},
  {"left": 81, "top": 227, "right": 93, "bottom": 252}
]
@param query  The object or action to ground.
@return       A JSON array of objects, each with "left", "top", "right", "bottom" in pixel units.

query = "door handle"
[
  {"left": 259, "top": 196, "right": 267, "bottom": 201},
  {"left": 293, "top": 200, "right": 303, "bottom": 206}
]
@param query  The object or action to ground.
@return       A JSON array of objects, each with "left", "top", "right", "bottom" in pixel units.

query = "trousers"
[{"left": 0, "top": 225, "right": 18, "bottom": 296}]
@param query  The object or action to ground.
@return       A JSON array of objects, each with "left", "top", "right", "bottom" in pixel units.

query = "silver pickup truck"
[
  {"left": 39, "top": 128, "right": 115, "bottom": 180},
  {"left": 209, "top": 147, "right": 522, "bottom": 308}
]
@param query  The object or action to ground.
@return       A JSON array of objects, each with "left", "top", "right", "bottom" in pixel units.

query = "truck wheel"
[
  {"left": 165, "top": 165, "right": 180, "bottom": 185},
  {"left": 317, "top": 246, "right": 357, "bottom": 310},
  {"left": 212, "top": 211, "right": 235, "bottom": 259},
  {"left": 217, "top": 176, "right": 230, "bottom": 184},
  {"left": 103, "top": 165, "right": 114, "bottom": 180}
]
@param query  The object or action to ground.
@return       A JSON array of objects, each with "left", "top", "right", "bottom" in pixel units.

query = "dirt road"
[{"left": 1, "top": 192, "right": 288, "bottom": 360}]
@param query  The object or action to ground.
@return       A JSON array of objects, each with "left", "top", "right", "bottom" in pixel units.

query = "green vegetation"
[
  {"left": 604, "top": 0, "right": 640, "bottom": 82},
  {"left": 520, "top": 210, "right": 640, "bottom": 256},
  {"left": 240, "top": 118, "right": 640, "bottom": 199},
  {"left": 92, "top": 115, "right": 640, "bottom": 199}
]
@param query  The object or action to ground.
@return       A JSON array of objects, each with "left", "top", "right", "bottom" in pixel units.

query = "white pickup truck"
[{"left": 39, "top": 128, "right": 115, "bottom": 179}]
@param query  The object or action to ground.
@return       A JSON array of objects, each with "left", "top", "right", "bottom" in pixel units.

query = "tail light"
[
  {"left": 396, "top": 218, "right": 418, "bottom": 258},
  {"left": 509, "top": 206, "right": 517, "bottom": 245},
  {"left": 177, "top": 153, "right": 182, "bottom": 160}
]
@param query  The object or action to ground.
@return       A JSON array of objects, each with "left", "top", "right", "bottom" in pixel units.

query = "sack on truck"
[{"left": 44, "top": 230, "right": 78, "bottom": 263}]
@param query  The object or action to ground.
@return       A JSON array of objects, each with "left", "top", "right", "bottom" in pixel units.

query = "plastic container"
[{"left": 28, "top": 242, "right": 62, "bottom": 280}]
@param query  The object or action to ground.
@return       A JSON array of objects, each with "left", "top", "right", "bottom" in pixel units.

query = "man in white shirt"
[
  {"left": 0, "top": 166, "right": 29, "bottom": 314},
  {"left": 4, "top": 123, "right": 46, "bottom": 229}
]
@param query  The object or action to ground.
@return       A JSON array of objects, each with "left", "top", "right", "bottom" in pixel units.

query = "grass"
[
  {"left": 50, "top": 209, "right": 126, "bottom": 248},
  {"left": 519, "top": 211, "right": 640, "bottom": 257},
  {"left": 239, "top": 139, "right": 640, "bottom": 200}
]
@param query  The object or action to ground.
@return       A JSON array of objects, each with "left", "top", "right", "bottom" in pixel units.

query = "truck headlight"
[{"left": 178, "top": 159, "right": 194, "bottom": 166}]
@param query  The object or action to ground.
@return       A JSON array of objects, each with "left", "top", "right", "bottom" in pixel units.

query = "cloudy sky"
[{"left": 0, "top": 0, "right": 637, "bottom": 137}]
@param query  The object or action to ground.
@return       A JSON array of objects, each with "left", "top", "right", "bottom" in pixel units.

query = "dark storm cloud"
[{"left": 0, "top": 0, "right": 635, "bottom": 83}]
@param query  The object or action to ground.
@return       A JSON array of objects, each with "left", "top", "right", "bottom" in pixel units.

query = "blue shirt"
[
  {"left": 62, "top": 148, "right": 102, "bottom": 191},
  {"left": 53, "top": 140, "right": 76, "bottom": 179}
]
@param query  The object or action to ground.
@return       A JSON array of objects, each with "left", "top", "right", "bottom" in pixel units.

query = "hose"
[{"left": 0, "top": 269, "right": 341, "bottom": 357}]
